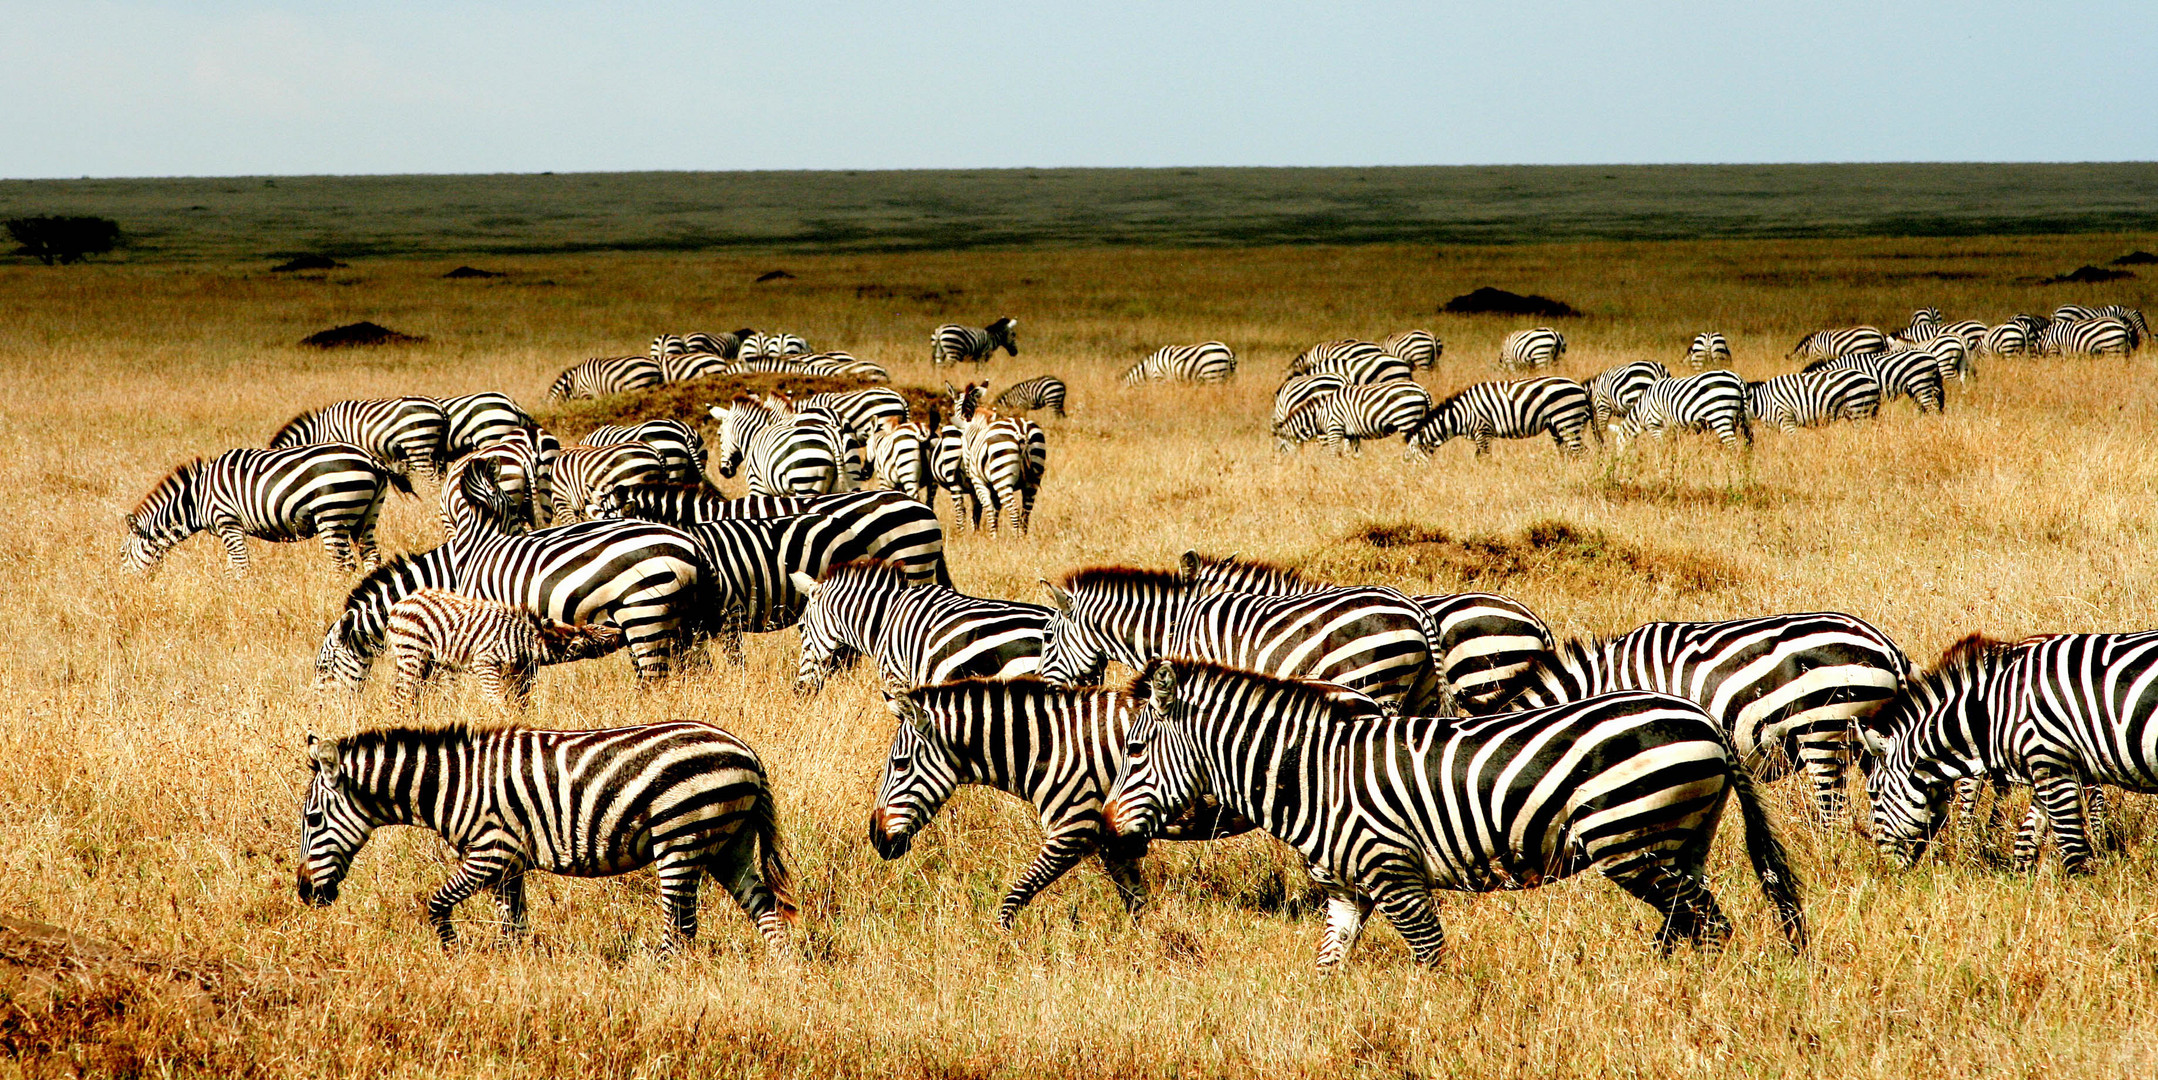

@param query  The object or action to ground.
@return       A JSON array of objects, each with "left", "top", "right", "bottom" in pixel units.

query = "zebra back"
[
  {"left": 1382, "top": 330, "right": 1441, "bottom": 370},
  {"left": 1685, "top": 332, "right": 1732, "bottom": 369},
  {"left": 992, "top": 375, "right": 1069, "bottom": 417},
  {"left": 1497, "top": 328, "right": 1566, "bottom": 371},
  {"left": 437, "top": 393, "right": 537, "bottom": 458}
]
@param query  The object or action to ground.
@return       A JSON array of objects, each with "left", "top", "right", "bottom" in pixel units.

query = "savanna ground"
[{"left": 4, "top": 229, "right": 2158, "bottom": 1078}]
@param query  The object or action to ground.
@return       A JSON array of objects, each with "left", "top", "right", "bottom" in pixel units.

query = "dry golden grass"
[{"left": 4, "top": 237, "right": 2158, "bottom": 1078}]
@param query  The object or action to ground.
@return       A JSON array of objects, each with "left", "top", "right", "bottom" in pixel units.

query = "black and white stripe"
[
  {"left": 1614, "top": 371, "right": 1752, "bottom": 447},
  {"left": 2052, "top": 305, "right": 2148, "bottom": 346},
  {"left": 270, "top": 397, "right": 450, "bottom": 480},
  {"left": 1123, "top": 342, "right": 1237, "bottom": 383},
  {"left": 314, "top": 547, "right": 459, "bottom": 691},
  {"left": 709, "top": 396, "right": 845, "bottom": 496},
  {"left": 1588, "top": 361, "right": 1671, "bottom": 430},
  {"left": 868, "top": 419, "right": 935, "bottom": 506},
  {"left": 1382, "top": 329, "right": 1442, "bottom": 370},
  {"left": 1889, "top": 334, "right": 1973, "bottom": 383},
  {"left": 932, "top": 419, "right": 970, "bottom": 527},
  {"left": 549, "top": 443, "right": 670, "bottom": 523},
  {"left": 2035, "top": 317, "right": 2135, "bottom": 357},
  {"left": 1288, "top": 339, "right": 1384, "bottom": 376},
  {"left": 593, "top": 485, "right": 950, "bottom": 589},
  {"left": 738, "top": 332, "right": 810, "bottom": 361},
  {"left": 1686, "top": 332, "right": 1732, "bottom": 369},
  {"left": 957, "top": 411, "right": 1046, "bottom": 533},
  {"left": 1103, "top": 664, "right": 1808, "bottom": 968},
  {"left": 384, "top": 588, "right": 622, "bottom": 710},
  {"left": 1893, "top": 308, "right": 1943, "bottom": 343},
  {"left": 297, "top": 723, "right": 792, "bottom": 950},
  {"left": 1508, "top": 613, "right": 1911, "bottom": 822},
  {"left": 992, "top": 375, "right": 1069, "bottom": 418},
  {"left": 125, "top": 445, "right": 410, "bottom": 575},
  {"left": 652, "top": 329, "right": 756, "bottom": 361},
  {"left": 1273, "top": 379, "right": 1431, "bottom": 455},
  {"left": 791, "top": 560, "right": 1048, "bottom": 692},
  {"left": 1289, "top": 344, "right": 1414, "bottom": 386},
  {"left": 1406, "top": 377, "right": 1592, "bottom": 456},
  {"left": 1271, "top": 373, "right": 1346, "bottom": 434},
  {"left": 582, "top": 420, "right": 709, "bottom": 485},
  {"left": 1803, "top": 351, "right": 1945, "bottom": 413},
  {"left": 932, "top": 318, "right": 1019, "bottom": 365},
  {"left": 435, "top": 393, "right": 538, "bottom": 459},
  {"left": 1497, "top": 327, "right": 1566, "bottom": 371},
  {"left": 800, "top": 388, "right": 910, "bottom": 442},
  {"left": 1980, "top": 321, "right": 2035, "bottom": 357},
  {"left": 1790, "top": 326, "right": 1888, "bottom": 360},
  {"left": 1938, "top": 320, "right": 1989, "bottom": 353},
  {"left": 657, "top": 352, "right": 729, "bottom": 382},
  {"left": 548, "top": 356, "right": 665, "bottom": 400},
  {"left": 1745, "top": 368, "right": 1882, "bottom": 432}
]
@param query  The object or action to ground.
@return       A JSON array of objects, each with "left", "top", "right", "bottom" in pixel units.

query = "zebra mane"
[
  {"left": 129, "top": 457, "right": 202, "bottom": 524},
  {"left": 816, "top": 558, "right": 913, "bottom": 588},
  {"left": 1141, "top": 658, "right": 1386, "bottom": 722},
  {"left": 338, "top": 547, "right": 447, "bottom": 615},
  {"left": 1867, "top": 633, "right": 2014, "bottom": 742},
  {"left": 1181, "top": 552, "right": 1315, "bottom": 592},
  {"left": 267, "top": 407, "right": 320, "bottom": 446},
  {"left": 334, "top": 723, "right": 481, "bottom": 757},
  {"left": 1058, "top": 565, "right": 1189, "bottom": 593}
]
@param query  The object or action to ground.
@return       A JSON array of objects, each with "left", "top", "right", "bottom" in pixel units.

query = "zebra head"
[
  {"left": 1858, "top": 638, "right": 2007, "bottom": 867},
  {"left": 296, "top": 734, "right": 377, "bottom": 906},
  {"left": 790, "top": 571, "right": 845, "bottom": 693},
  {"left": 708, "top": 396, "right": 765, "bottom": 479},
  {"left": 1101, "top": 660, "right": 1201, "bottom": 846},
  {"left": 123, "top": 457, "right": 205, "bottom": 572},
  {"left": 1038, "top": 581, "right": 1115, "bottom": 687},
  {"left": 313, "top": 611, "right": 372, "bottom": 693},
  {"left": 1402, "top": 401, "right": 1460, "bottom": 457},
  {"left": 869, "top": 693, "right": 964, "bottom": 859},
  {"left": 987, "top": 317, "right": 1018, "bottom": 357},
  {"left": 442, "top": 455, "right": 518, "bottom": 543}
]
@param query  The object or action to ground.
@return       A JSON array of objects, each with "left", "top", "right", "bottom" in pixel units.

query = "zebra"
[
  {"left": 1288, "top": 339, "right": 1384, "bottom": 376},
  {"left": 1893, "top": 308, "right": 1943, "bottom": 342},
  {"left": 436, "top": 434, "right": 551, "bottom": 538},
  {"left": 1038, "top": 567, "right": 1442, "bottom": 712},
  {"left": 442, "top": 456, "right": 707, "bottom": 682},
  {"left": 297, "top": 723, "right": 793, "bottom": 952},
  {"left": 932, "top": 419, "right": 971, "bottom": 527},
  {"left": 1980, "top": 321, "right": 2035, "bottom": 357},
  {"left": 1122, "top": 342, "right": 1237, "bottom": 383},
  {"left": 1790, "top": 326, "right": 1888, "bottom": 360},
  {"left": 1274, "top": 379, "right": 1431, "bottom": 455},
  {"left": 1271, "top": 372, "right": 1346, "bottom": 434},
  {"left": 383, "top": 589, "right": 623, "bottom": 711},
  {"left": 1406, "top": 377, "right": 1592, "bottom": 457},
  {"left": 945, "top": 380, "right": 988, "bottom": 422},
  {"left": 125, "top": 445, "right": 411, "bottom": 575},
  {"left": 1382, "top": 329, "right": 1442, "bottom": 370},
  {"left": 1291, "top": 349, "right": 1414, "bottom": 386},
  {"left": 780, "top": 396, "right": 872, "bottom": 490},
  {"left": 435, "top": 393, "right": 537, "bottom": 459},
  {"left": 738, "top": 332, "right": 810, "bottom": 360},
  {"left": 269, "top": 397, "right": 450, "bottom": 481},
  {"left": 1745, "top": 369, "right": 1882, "bottom": 432},
  {"left": 2052, "top": 305, "right": 2148, "bottom": 346},
  {"left": 2035, "top": 317, "right": 2135, "bottom": 357},
  {"left": 1804, "top": 351, "right": 1945, "bottom": 413},
  {"left": 790, "top": 559, "right": 1048, "bottom": 693},
  {"left": 932, "top": 318, "right": 1019, "bottom": 365},
  {"left": 1102, "top": 663, "right": 1808, "bottom": 968},
  {"left": 1615, "top": 371, "right": 1752, "bottom": 447},
  {"left": 800, "top": 388, "right": 910, "bottom": 442},
  {"left": 992, "top": 375, "right": 1069, "bottom": 418},
  {"left": 546, "top": 443, "right": 670, "bottom": 524},
  {"left": 1497, "top": 327, "right": 1566, "bottom": 371},
  {"left": 872, "top": 678, "right": 1252, "bottom": 929},
  {"left": 1505, "top": 613, "right": 1911, "bottom": 823},
  {"left": 813, "top": 354, "right": 894, "bottom": 383},
  {"left": 1938, "top": 319, "right": 1989, "bottom": 352},
  {"left": 1858, "top": 632, "right": 2158, "bottom": 874},
  {"left": 868, "top": 418, "right": 935, "bottom": 505},
  {"left": 709, "top": 396, "right": 844, "bottom": 496},
  {"left": 1685, "top": 332, "right": 1732, "bottom": 369},
  {"left": 547, "top": 356, "right": 665, "bottom": 400},
  {"left": 582, "top": 420, "right": 708, "bottom": 485},
  {"left": 958, "top": 410, "right": 1046, "bottom": 534},
  {"left": 1890, "top": 334, "right": 1973, "bottom": 383},
  {"left": 656, "top": 352, "right": 729, "bottom": 383},
  {"left": 653, "top": 329, "right": 755, "bottom": 361},
  {"left": 1587, "top": 360, "right": 1670, "bottom": 430},
  {"left": 650, "top": 333, "right": 688, "bottom": 359},
  {"left": 315, "top": 547, "right": 460, "bottom": 691},
  {"left": 592, "top": 485, "right": 951, "bottom": 589}
]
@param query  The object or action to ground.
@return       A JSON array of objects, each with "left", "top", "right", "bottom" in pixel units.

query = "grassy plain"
[{"left": 3, "top": 233, "right": 2158, "bottom": 1078}]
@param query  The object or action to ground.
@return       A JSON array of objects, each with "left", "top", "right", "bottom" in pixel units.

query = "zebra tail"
[
  {"left": 1406, "top": 598, "right": 1456, "bottom": 715},
  {"left": 1729, "top": 763, "right": 1808, "bottom": 952},
  {"left": 751, "top": 784, "right": 798, "bottom": 922},
  {"left": 381, "top": 465, "right": 416, "bottom": 499}
]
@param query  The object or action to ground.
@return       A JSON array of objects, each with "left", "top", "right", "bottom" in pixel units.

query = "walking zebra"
[
  {"left": 1406, "top": 377, "right": 1592, "bottom": 457},
  {"left": 547, "top": 356, "right": 665, "bottom": 400},
  {"left": 384, "top": 589, "right": 623, "bottom": 711},
  {"left": 1039, "top": 567, "right": 1442, "bottom": 711},
  {"left": 1271, "top": 372, "right": 1346, "bottom": 433},
  {"left": 1288, "top": 339, "right": 1384, "bottom": 376},
  {"left": 1859, "top": 633, "right": 2158, "bottom": 873},
  {"left": 547, "top": 443, "right": 670, "bottom": 523},
  {"left": 1980, "top": 321, "right": 2035, "bottom": 357},
  {"left": 1686, "top": 332, "right": 1733, "bottom": 369},
  {"left": 315, "top": 547, "right": 459, "bottom": 691},
  {"left": 1804, "top": 351, "right": 1945, "bottom": 413},
  {"left": 709, "top": 396, "right": 844, "bottom": 496},
  {"left": 1123, "top": 342, "right": 1237, "bottom": 383},
  {"left": 270, "top": 397, "right": 450, "bottom": 480},
  {"left": 443, "top": 457, "right": 707, "bottom": 682},
  {"left": 1894, "top": 308, "right": 1943, "bottom": 343},
  {"left": 2035, "top": 316, "right": 2135, "bottom": 357},
  {"left": 1506, "top": 612, "right": 1911, "bottom": 822},
  {"left": 932, "top": 318, "right": 1019, "bottom": 365},
  {"left": 582, "top": 420, "right": 708, "bottom": 485},
  {"left": 1497, "top": 327, "right": 1566, "bottom": 371},
  {"left": 1615, "top": 371, "right": 1752, "bottom": 447},
  {"left": 1102, "top": 664, "right": 1808, "bottom": 968},
  {"left": 868, "top": 419, "right": 935, "bottom": 505},
  {"left": 126, "top": 445, "right": 411, "bottom": 575},
  {"left": 1790, "top": 326, "right": 1889, "bottom": 360},
  {"left": 992, "top": 375, "right": 1069, "bottom": 418},
  {"left": 298, "top": 723, "right": 793, "bottom": 951},
  {"left": 791, "top": 560, "right": 1048, "bottom": 693},
  {"left": 958, "top": 410, "right": 1046, "bottom": 534},
  {"left": 1382, "top": 329, "right": 1442, "bottom": 370},
  {"left": 436, "top": 393, "right": 537, "bottom": 459},
  {"left": 873, "top": 678, "right": 1251, "bottom": 929},
  {"left": 1587, "top": 361, "right": 1670, "bottom": 430},
  {"left": 593, "top": 485, "right": 951, "bottom": 589},
  {"left": 1274, "top": 379, "right": 1431, "bottom": 455},
  {"left": 1745, "top": 369, "right": 1882, "bottom": 432}
]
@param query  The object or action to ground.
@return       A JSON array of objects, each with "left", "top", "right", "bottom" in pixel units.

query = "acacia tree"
[{"left": 6, "top": 216, "right": 122, "bottom": 265}]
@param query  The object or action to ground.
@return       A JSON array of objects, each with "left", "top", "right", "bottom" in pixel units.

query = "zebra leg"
[
  {"left": 1796, "top": 740, "right": 1850, "bottom": 826},
  {"left": 388, "top": 654, "right": 430, "bottom": 712},
  {"left": 428, "top": 844, "right": 517, "bottom": 947},
  {"left": 1365, "top": 877, "right": 1447, "bottom": 968},
  {"left": 654, "top": 852, "right": 704, "bottom": 946},
  {"left": 1315, "top": 881, "right": 1375, "bottom": 970},
  {"left": 2012, "top": 800, "right": 2046, "bottom": 871},
  {"left": 2029, "top": 768, "right": 2095, "bottom": 873},
  {"left": 319, "top": 530, "right": 358, "bottom": 573},
  {"left": 1003, "top": 484, "right": 1025, "bottom": 536},
  {"left": 996, "top": 829, "right": 1095, "bottom": 929},
  {"left": 1607, "top": 860, "right": 1732, "bottom": 953},
  {"left": 706, "top": 839, "right": 790, "bottom": 956},
  {"left": 1099, "top": 852, "right": 1149, "bottom": 916},
  {"left": 487, "top": 863, "right": 530, "bottom": 937},
  {"left": 214, "top": 522, "right": 251, "bottom": 575},
  {"left": 2088, "top": 785, "right": 2118, "bottom": 852}
]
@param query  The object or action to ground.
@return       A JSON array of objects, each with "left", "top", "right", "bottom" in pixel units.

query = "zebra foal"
[{"left": 384, "top": 588, "right": 624, "bottom": 710}]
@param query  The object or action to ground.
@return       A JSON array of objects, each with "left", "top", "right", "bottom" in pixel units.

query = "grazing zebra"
[
  {"left": 1980, "top": 321, "right": 2035, "bottom": 357},
  {"left": 1894, "top": 308, "right": 1943, "bottom": 342},
  {"left": 868, "top": 418, "right": 935, "bottom": 505},
  {"left": 873, "top": 678, "right": 1252, "bottom": 929},
  {"left": 1745, "top": 369, "right": 1883, "bottom": 432},
  {"left": 1288, "top": 339, "right": 1384, "bottom": 376},
  {"left": 791, "top": 560, "right": 1048, "bottom": 692},
  {"left": 2035, "top": 316, "right": 2135, "bottom": 357},
  {"left": 2052, "top": 305, "right": 2148, "bottom": 345},
  {"left": 738, "top": 332, "right": 809, "bottom": 360},
  {"left": 443, "top": 457, "right": 707, "bottom": 682},
  {"left": 1890, "top": 334, "right": 1973, "bottom": 383},
  {"left": 1406, "top": 377, "right": 1592, "bottom": 457},
  {"left": 1587, "top": 361, "right": 1670, "bottom": 430},
  {"left": 1790, "top": 326, "right": 1889, "bottom": 360},
  {"left": 1686, "top": 332, "right": 1732, "bottom": 369},
  {"left": 315, "top": 547, "right": 459, "bottom": 691},
  {"left": 384, "top": 589, "right": 624, "bottom": 710},
  {"left": 1859, "top": 632, "right": 2158, "bottom": 873},
  {"left": 992, "top": 375, "right": 1069, "bottom": 418},
  {"left": 656, "top": 352, "right": 728, "bottom": 383},
  {"left": 709, "top": 396, "right": 844, "bottom": 496},
  {"left": 547, "top": 443, "right": 670, "bottom": 523},
  {"left": 1039, "top": 567, "right": 1442, "bottom": 711},
  {"left": 799, "top": 388, "right": 909, "bottom": 442},
  {"left": 436, "top": 393, "right": 537, "bottom": 459},
  {"left": 1102, "top": 663, "right": 1808, "bottom": 968},
  {"left": 270, "top": 397, "right": 450, "bottom": 480},
  {"left": 1382, "top": 329, "right": 1442, "bottom": 370},
  {"left": 1275, "top": 379, "right": 1432, "bottom": 455},
  {"left": 297, "top": 723, "right": 793, "bottom": 952},
  {"left": 1497, "top": 327, "right": 1567, "bottom": 371},
  {"left": 1615, "top": 371, "right": 1752, "bottom": 447},
  {"left": 547, "top": 356, "right": 665, "bottom": 400},
  {"left": 1507, "top": 613, "right": 1911, "bottom": 823},
  {"left": 126, "top": 445, "right": 411, "bottom": 575},
  {"left": 1804, "top": 351, "right": 1945, "bottom": 413},
  {"left": 1271, "top": 372, "right": 1346, "bottom": 433},
  {"left": 958, "top": 410, "right": 1045, "bottom": 534},
  {"left": 1123, "top": 342, "right": 1237, "bottom": 383},
  {"left": 1292, "top": 349, "right": 1414, "bottom": 386},
  {"left": 1938, "top": 319, "right": 1989, "bottom": 352},
  {"left": 582, "top": 420, "right": 708, "bottom": 485},
  {"left": 593, "top": 485, "right": 951, "bottom": 588},
  {"left": 932, "top": 318, "right": 1019, "bottom": 366}
]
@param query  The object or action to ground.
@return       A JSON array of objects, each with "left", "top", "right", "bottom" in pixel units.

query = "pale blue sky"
[{"left": 3, "top": 1, "right": 2154, "bottom": 178}]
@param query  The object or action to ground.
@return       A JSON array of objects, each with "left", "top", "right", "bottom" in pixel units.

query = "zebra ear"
[
  {"left": 1178, "top": 551, "right": 1202, "bottom": 582},
  {"left": 1039, "top": 580, "right": 1072, "bottom": 616},
  {"left": 1145, "top": 662, "right": 1179, "bottom": 709},
  {"left": 789, "top": 572, "right": 820, "bottom": 597},
  {"left": 308, "top": 734, "right": 338, "bottom": 772},
  {"left": 1856, "top": 724, "right": 1889, "bottom": 758}
]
